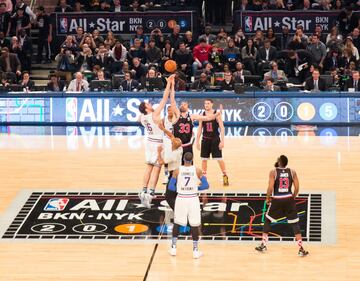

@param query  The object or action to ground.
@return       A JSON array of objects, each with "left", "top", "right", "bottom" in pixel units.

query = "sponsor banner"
[
  {"left": 1, "top": 94, "right": 360, "bottom": 124},
  {"left": 1, "top": 191, "right": 320, "bottom": 241},
  {"left": 235, "top": 10, "right": 340, "bottom": 34},
  {"left": 55, "top": 11, "right": 194, "bottom": 35}
]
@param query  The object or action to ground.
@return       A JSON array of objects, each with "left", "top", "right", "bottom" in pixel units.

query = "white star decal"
[
  {"left": 274, "top": 21, "right": 281, "bottom": 28},
  {"left": 89, "top": 22, "right": 95, "bottom": 28},
  {"left": 112, "top": 104, "right": 124, "bottom": 116},
  {"left": 133, "top": 203, "right": 153, "bottom": 208}
]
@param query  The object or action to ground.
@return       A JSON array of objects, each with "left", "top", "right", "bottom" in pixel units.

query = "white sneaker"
[
  {"left": 144, "top": 192, "right": 156, "bottom": 209},
  {"left": 193, "top": 249, "right": 203, "bottom": 259},
  {"left": 143, "top": 193, "right": 151, "bottom": 208},
  {"left": 169, "top": 246, "right": 177, "bottom": 256},
  {"left": 139, "top": 191, "right": 147, "bottom": 207}
]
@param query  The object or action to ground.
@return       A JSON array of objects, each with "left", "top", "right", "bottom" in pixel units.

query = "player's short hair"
[
  {"left": 204, "top": 98, "right": 213, "bottom": 103},
  {"left": 278, "top": 155, "right": 288, "bottom": 167},
  {"left": 183, "top": 152, "right": 193, "bottom": 163},
  {"left": 139, "top": 102, "right": 147, "bottom": 114}
]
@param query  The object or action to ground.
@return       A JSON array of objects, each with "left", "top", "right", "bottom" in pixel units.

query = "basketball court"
[{"left": 0, "top": 126, "right": 358, "bottom": 280}]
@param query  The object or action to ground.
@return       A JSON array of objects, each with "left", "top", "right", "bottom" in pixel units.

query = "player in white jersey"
[
  {"left": 138, "top": 74, "right": 175, "bottom": 208},
  {"left": 157, "top": 121, "right": 183, "bottom": 210},
  {"left": 162, "top": 96, "right": 179, "bottom": 185},
  {"left": 167, "top": 152, "right": 209, "bottom": 259}
]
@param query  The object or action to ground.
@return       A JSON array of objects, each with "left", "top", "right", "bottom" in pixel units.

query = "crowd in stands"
[
  {"left": 1, "top": 0, "right": 360, "bottom": 92},
  {"left": 54, "top": 0, "right": 198, "bottom": 12}
]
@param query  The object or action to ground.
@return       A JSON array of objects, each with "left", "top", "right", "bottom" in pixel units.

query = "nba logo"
[
  {"left": 66, "top": 126, "right": 78, "bottom": 136},
  {"left": 244, "top": 16, "right": 253, "bottom": 32},
  {"left": 66, "top": 98, "right": 78, "bottom": 122},
  {"left": 44, "top": 198, "right": 69, "bottom": 211},
  {"left": 59, "top": 17, "right": 68, "bottom": 33}
]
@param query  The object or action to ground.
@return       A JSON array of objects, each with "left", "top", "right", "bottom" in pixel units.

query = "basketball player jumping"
[
  {"left": 158, "top": 120, "right": 183, "bottom": 210},
  {"left": 162, "top": 80, "right": 181, "bottom": 185},
  {"left": 138, "top": 74, "right": 175, "bottom": 208},
  {"left": 172, "top": 101, "right": 222, "bottom": 162},
  {"left": 196, "top": 99, "right": 229, "bottom": 186},
  {"left": 255, "top": 155, "right": 309, "bottom": 256},
  {"left": 162, "top": 87, "right": 221, "bottom": 183},
  {"left": 168, "top": 152, "right": 209, "bottom": 259}
]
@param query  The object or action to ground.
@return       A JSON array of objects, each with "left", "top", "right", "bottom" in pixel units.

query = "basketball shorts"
[
  {"left": 266, "top": 197, "right": 299, "bottom": 224},
  {"left": 163, "top": 137, "right": 173, "bottom": 162},
  {"left": 201, "top": 137, "right": 222, "bottom": 160},
  {"left": 174, "top": 195, "right": 201, "bottom": 227},
  {"left": 145, "top": 141, "right": 163, "bottom": 167}
]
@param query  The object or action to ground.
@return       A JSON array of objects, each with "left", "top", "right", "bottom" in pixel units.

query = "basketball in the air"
[{"left": 164, "top": 60, "right": 177, "bottom": 73}]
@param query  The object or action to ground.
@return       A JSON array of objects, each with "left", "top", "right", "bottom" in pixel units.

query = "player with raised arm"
[
  {"left": 157, "top": 121, "right": 183, "bottom": 210},
  {"left": 167, "top": 152, "right": 209, "bottom": 259},
  {"left": 196, "top": 99, "right": 229, "bottom": 186},
  {"left": 138, "top": 74, "right": 175, "bottom": 208},
  {"left": 162, "top": 79, "right": 180, "bottom": 184},
  {"left": 162, "top": 85, "right": 222, "bottom": 183},
  {"left": 255, "top": 155, "right": 309, "bottom": 256},
  {"left": 171, "top": 100, "right": 222, "bottom": 164}
]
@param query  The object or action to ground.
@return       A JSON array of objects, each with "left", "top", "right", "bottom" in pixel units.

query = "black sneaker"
[
  {"left": 298, "top": 247, "right": 309, "bottom": 257},
  {"left": 223, "top": 175, "right": 229, "bottom": 186},
  {"left": 255, "top": 243, "right": 267, "bottom": 252}
]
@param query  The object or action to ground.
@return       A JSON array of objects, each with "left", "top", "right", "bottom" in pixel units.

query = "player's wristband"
[{"left": 168, "top": 178, "right": 177, "bottom": 192}]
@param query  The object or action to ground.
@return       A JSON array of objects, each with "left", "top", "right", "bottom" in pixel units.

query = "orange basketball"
[{"left": 164, "top": 60, "right": 177, "bottom": 73}]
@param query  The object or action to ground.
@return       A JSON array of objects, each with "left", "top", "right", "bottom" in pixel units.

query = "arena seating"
[{"left": 1, "top": 1, "right": 360, "bottom": 93}]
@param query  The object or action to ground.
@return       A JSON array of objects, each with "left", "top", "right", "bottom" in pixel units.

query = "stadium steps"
[
  {"left": 31, "top": 62, "right": 57, "bottom": 86},
  {"left": 36, "top": 0, "right": 58, "bottom": 13}
]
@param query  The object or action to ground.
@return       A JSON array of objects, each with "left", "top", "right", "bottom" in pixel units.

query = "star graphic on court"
[
  {"left": 274, "top": 21, "right": 281, "bottom": 27},
  {"left": 112, "top": 104, "right": 124, "bottom": 116},
  {"left": 89, "top": 22, "right": 95, "bottom": 28},
  {"left": 133, "top": 203, "right": 154, "bottom": 208}
]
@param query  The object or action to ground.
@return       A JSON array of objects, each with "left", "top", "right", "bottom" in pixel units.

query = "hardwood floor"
[{"left": 0, "top": 134, "right": 358, "bottom": 281}]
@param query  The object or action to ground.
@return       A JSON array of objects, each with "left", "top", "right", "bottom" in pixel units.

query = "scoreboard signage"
[
  {"left": 0, "top": 94, "right": 360, "bottom": 124},
  {"left": 55, "top": 11, "right": 194, "bottom": 35},
  {"left": 236, "top": 10, "right": 340, "bottom": 34}
]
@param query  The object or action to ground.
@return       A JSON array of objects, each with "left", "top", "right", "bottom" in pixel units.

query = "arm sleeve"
[
  {"left": 168, "top": 177, "right": 177, "bottom": 192},
  {"left": 198, "top": 176, "right": 209, "bottom": 190}
]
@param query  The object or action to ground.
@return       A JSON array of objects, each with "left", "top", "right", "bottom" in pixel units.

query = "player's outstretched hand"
[
  {"left": 266, "top": 197, "right": 272, "bottom": 205},
  {"left": 167, "top": 74, "right": 176, "bottom": 83}
]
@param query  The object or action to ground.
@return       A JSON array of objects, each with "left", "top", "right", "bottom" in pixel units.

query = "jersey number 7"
[{"left": 185, "top": 176, "right": 190, "bottom": 186}]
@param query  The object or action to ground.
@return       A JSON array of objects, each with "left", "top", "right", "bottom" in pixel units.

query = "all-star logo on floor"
[{"left": 1, "top": 191, "right": 322, "bottom": 242}]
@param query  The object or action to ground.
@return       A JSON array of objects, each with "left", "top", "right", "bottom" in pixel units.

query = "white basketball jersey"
[
  {"left": 177, "top": 166, "right": 199, "bottom": 195},
  {"left": 164, "top": 116, "right": 174, "bottom": 135},
  {"left": 140, "top": 113, "right": 163, "bottom": 141}
]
